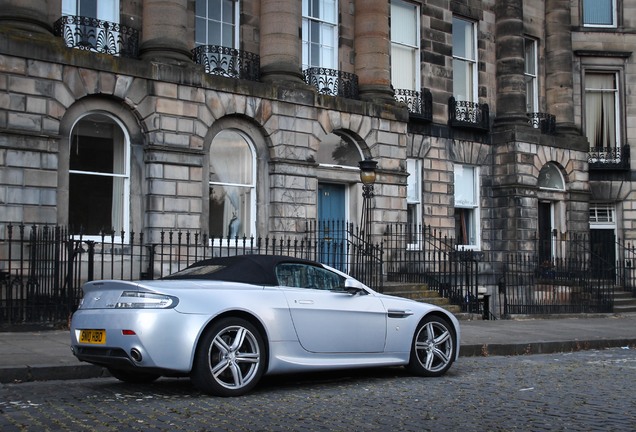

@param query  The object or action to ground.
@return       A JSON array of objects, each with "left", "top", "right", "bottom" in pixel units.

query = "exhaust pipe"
[{"left": 130, "top": 348, "right": 143, "bottom": 362}]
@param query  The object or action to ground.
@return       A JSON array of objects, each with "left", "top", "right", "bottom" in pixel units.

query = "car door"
[{"left": 277, "top": 263, "right": 387, "bottom": 353}]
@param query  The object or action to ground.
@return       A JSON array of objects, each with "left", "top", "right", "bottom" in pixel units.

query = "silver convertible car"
[{"left": 70, "top": 255, "right": 460, "bottom": 397}]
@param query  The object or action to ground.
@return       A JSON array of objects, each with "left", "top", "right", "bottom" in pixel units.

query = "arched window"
[
  {"left": 317, "top": 132, "right": 363, "bottom": 167},
  {"left": 209, "top": 129, "right": 256, "bottom": 238},
  {"left": 538, "top": 163, "right": 565, "bottom": 191},
  {"left": 68, "top": 113, "right": 130, "bottom": 235}
]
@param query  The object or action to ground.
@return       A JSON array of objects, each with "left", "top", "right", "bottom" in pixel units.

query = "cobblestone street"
[{"left": 1, "top": 348, "right": 635, "bottom": 431}]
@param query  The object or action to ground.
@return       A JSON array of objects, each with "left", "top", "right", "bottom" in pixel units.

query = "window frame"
[
  {"left": 208, "top": 128, "right": 257, "bottom": 240},
  {"left": 276, "top": 262, "right": 346, "bottom": 291},
  {"left": 390, "top": 0, "right": 421, "bottom": 92},
  {"left": 406, "top": 158, "right": 422, "bottom": 249},
  {"left": 195, "top": 0, "right": 240, "bottom": 48},
  {"left": 524, "top": 37, "right": 539, "bottom": 115},
  {"left": 62, "top": 0, "right": 119, "bottom": 22},
  {"left": 68, "top": 112, "right": 131, "bottom": 241},
  {"left": 538, "top": 163, "right": 566, "bottom": 192},
  {"left": 302, "top": 0, "right": 339, "bottom": 70},
  {"left": 582, "top": 0, "right": 617, "bottom": 28},
  {"left": 453, "top": 164, "right": 480, "bottom": 250},
  {"left": 584, "top": 70, "right": 621, "bottom": 151},
  {"left": 452, "top": 16, "right": 478, "bottom": 103},
  {"left": 589, "top": 204, "right": 616, "bottom": 227}
]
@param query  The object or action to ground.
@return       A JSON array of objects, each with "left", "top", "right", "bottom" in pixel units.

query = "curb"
[
  {"left": 3, "top": 339, "right": 635, "bottom": 384},
  {"left": 0, "top": 364, "right": 108, "bottom": 384},
  {"left": 459, "top": 338, "right": 636, "bottom": 357}
]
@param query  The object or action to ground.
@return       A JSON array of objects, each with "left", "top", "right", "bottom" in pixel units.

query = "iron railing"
[
  {"left": 53, "top": 15, "right": 139, "bottom": 58},
  {"left": 527, "top": 112, "right": 556, "bottom": 135},
  {"left": 497, "top": 232, "right": 632, "bottom": 316},
  {"left": 588, "top": 145, "right": 630, "bottom": 171},
  {"left": 0, "top": 223, "right": 382, "bottom": 327},
  {"left": 448, "top": 97, "right": 490, "bottom": 131},
  {"left": 383, "top": 223, "right": 482, "bottom": 315},
  {"left": 395, "top": 88, "right": 433, "bottom": 121},
  {"left": 192, "top": 45, "right": 260, "bottom": 81},
  {"left": 499, "top": 253, "right": 614, "bottom": 316},
  {"left": 303, "top": 67, "right": 359, "bottom": 99}
]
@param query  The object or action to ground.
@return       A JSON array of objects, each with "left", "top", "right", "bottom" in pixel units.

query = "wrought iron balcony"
[
  {"left": 448, "top": 97, "right": 489, "bottom": 131},
  {"left": 192, "top": 45, "right": 260, "bottom": 81},
  {"left": 527, "top": 112, "right": 556, "bottom": 135},
  {"left": 53, "top": 15, "right": 139, "bottom": 58},
  {"left": 303, "top": 67, "right": 359, "bottom": 99},
  {"left": 395, "top": 88, "right": 432, "bottom": 121},
  {"left": 588, "top": 145, "right": 630, "bottom": 171}
]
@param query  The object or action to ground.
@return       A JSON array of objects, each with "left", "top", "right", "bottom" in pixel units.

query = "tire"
[
  {"left": 107, "top": 368, "right": 160, "bottom": 383},
  {"left": 406, "top": 315, "right": 456, "bottom": 377},
  {"left": 191, "top": 317, "right": 266, "bottom": 397}
]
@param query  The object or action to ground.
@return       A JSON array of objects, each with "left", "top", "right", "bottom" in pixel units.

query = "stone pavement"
[{"left": 1, "top": 313, "right": 635, "bottom": 384}]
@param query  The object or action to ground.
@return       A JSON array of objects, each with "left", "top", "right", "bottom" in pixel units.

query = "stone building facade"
[{"left": 0, "top": 0, "right": 634, "bottom": 288}]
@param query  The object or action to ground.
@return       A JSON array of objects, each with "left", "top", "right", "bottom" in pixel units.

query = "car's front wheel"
[
  {"left": 406, "top": 315, "right": 456, "bottom": 377},
  {"left": 191, "top": 317, "right": 266, "bottom": 397}
]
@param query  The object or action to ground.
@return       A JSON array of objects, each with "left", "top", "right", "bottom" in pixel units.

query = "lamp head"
[{"left": 358, "top": 159, "right": 378, "bottom": 185}]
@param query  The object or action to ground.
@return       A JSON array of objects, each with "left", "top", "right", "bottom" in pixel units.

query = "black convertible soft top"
[{"left": 162, "top": 254, "right": 320, "bottom": 286}]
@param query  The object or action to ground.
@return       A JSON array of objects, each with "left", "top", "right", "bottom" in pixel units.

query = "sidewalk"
[{"left": 1, "top": 314, "right": 635, "bottom": 383}]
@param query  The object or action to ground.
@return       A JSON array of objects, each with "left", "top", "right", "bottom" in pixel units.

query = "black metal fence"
[
  {"left": 499, "top": 254, "right": 614, "bottom": 316},
  {"left": 382, "top": 224, "right": 483, "bottom": 315},
  {"left": 0, "top": 223, "right": 382, "bottom": 327},
  {"left": 191, "top": 44, "right": 261, "bottom": 81},
  {"left": 4, "top": 222, "right": 634, "bottom": 326},
  {"left": 53, "top": 15, "right": 139, "bottom": 58},
  {"left": 497, "top": 233, "right": 636, "bottom": 316},
  {"left": 303, "top": 67, "right": 359, "bottom": 99}
]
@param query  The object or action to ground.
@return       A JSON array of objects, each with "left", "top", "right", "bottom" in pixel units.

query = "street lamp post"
[{"left": 358, "top": 158, "right": 377, "bottom": 246}]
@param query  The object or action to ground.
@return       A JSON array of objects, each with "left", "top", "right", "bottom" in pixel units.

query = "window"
[
  {"left": 452, "top": 17, "right": 477, "bottom": 102},
  {"left": 317, "top": 132, "right": 363, "bottom": 168},
  {"left": 69, "top": 113, "right": 130, "bottom": 236},
  {"left": 276, "top": 263, "right": 345, "bottom": 290},
  {"left": 302, "top": 0, "right": 338, "bottom": 69},
  {"left": 406, "top": 159, "right": 422, "bottom": 246},
  {"left": 195, "top": 0, "right": 239, "bottom": 48},
  {"left": 589, "top": 204, "right": 615, "bottom": 225},
  {"left": 390, "top": 0, "right": 420, "bottom": 92},
  {"left": 454, "top": 165, "right": 480, "bottom": 248},
  {"left": 585, "top": 72, "right": 620, "bottom": 150},
  {"left": 524, "top": 38, "right": 538, "bottom": 114},
  {"left": 538, "top": 163, "right": 565, "bottom": 191},
  {"left": 62, "top": 0, "right": 119, "bottom": 22},
  {"left": 582, "top": 0, "right": 617, "bottom": 27},
  {"left": 209, "top": 130, "right": 256, "bottom": 238}
]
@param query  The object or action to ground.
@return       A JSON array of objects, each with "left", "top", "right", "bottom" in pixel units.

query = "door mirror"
[{"left": 344, "top": 279, "right": 367, "bottom": 295}]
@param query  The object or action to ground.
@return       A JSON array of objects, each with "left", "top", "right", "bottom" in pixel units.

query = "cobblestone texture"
[{"left": 1, "top": 348, "right": 635, "bottom": 431}]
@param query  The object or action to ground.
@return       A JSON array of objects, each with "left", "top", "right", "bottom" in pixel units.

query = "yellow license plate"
[{"left": 79, "top": 329, "right": 106, "bottom": 344}]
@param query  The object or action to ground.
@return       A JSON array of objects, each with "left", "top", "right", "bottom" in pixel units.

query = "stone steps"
[
  {"left": 381, "top": 283, "right": 463, "bottom": 315},
  {"left": 614, "top": 291, "right": 636, "bottom": 313}
]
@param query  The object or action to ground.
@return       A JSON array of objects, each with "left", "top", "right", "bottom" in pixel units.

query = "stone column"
[
  {"left": 494, "top": 0, "right": 528, "bottom": 127},
  {"left": 545, "top": 0, "right": 577, "bottom": 133},
  {"left": 139, "top": 0, "right": 192, "bottom": 63},
  {"left": 0, "top": 0, "right": 53, "bottom": 34},
  {"left": 354, "top": 0, "right": 394, "bottom": 103},
  {"left": 259, "top": 0, "right": 304, "bottom": 84}
]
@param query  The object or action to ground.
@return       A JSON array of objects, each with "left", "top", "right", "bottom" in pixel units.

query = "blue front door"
[{"left": 318, "top": 183, "right": 346, "bottom": 270}]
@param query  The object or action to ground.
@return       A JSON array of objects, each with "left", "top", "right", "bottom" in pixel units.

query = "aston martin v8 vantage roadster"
[{"left": 70, "top": 255, "right": 460, "bottom": 396}]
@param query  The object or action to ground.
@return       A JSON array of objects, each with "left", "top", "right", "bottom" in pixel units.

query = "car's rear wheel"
[
  {"left": 406, "top": 315, "right": 455, "bottom": 377},
  {"left": 191, "top": 317, "right": 265, "bottom": 397},
  {"left": 107, "top": 368, "right": 160, "bottom": 383}
]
